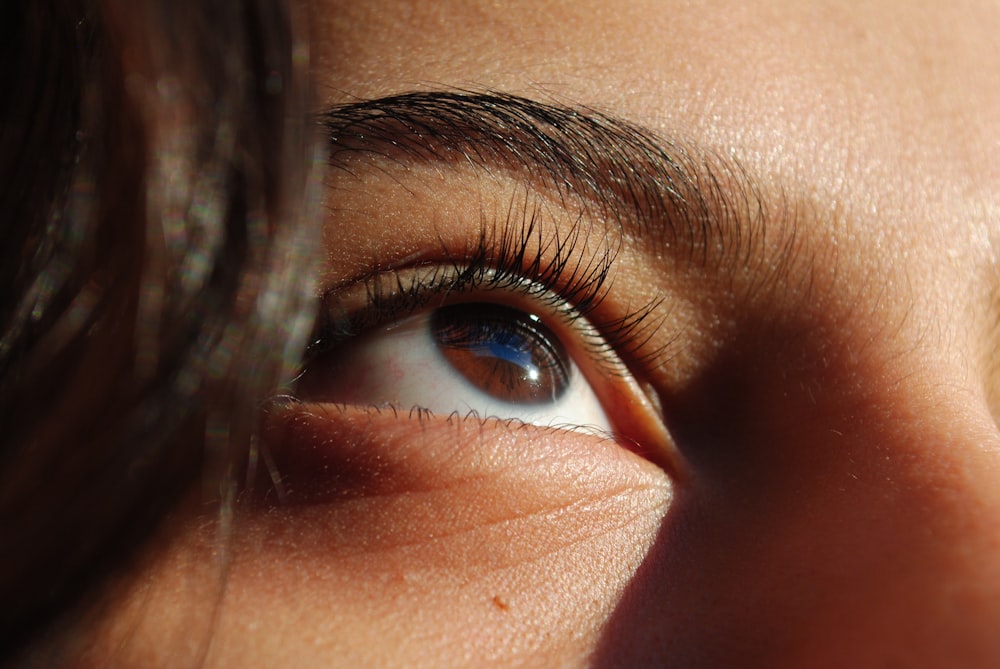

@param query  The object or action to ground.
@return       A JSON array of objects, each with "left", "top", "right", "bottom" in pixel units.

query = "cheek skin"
[{"left": 73, "top": 407, "right": 672, "bottom": 669}]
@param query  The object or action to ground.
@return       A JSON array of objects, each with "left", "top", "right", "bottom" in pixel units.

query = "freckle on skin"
[{"left": 491, "top": 595, "right": 509, "bottom": 611}]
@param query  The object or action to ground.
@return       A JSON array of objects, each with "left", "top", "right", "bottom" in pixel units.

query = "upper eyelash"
[{"left": 306, "top": 202, "right": 665, "bottom": 374}]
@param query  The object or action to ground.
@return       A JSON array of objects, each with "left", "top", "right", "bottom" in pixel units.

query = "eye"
[
  {"left": 297, "top": 299, "right": 611, "bottom": 432},
  {"left": 292, "top": 221, "right": 676, "bottom": 460}
]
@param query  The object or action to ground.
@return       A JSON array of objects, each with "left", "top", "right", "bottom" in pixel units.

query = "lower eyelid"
[{"left": 253, "top": 402, "right": 672, "bottom": 508}]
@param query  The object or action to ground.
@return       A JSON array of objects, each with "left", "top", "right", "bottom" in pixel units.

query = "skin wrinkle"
[
  {"left": 209, "top": 408, "right": 671, "bottom": 667},
  {"left": 986, "top": 272, "right": 1000, "bottom": 426}
]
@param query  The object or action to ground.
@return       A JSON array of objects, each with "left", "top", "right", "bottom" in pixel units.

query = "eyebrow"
[{"left": 322, "top": 91, "right": 776, "bottom": 272}]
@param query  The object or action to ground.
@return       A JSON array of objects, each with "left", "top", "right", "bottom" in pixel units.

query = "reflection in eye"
[
  {"left": 432, "top": 303, "right": 569, "bottom": 405},
  {"left": 297, "top": 300, "right": 612, "bottom": 433}
]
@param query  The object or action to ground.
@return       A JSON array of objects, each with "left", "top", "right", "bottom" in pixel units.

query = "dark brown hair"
[{"left": 0, "top": 0, "right": 318, "bottom": 659}]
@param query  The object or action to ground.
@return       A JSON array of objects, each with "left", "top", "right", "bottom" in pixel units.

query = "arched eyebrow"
[{"left": 323, "top": 91, "right": 776, "bottom": 272}]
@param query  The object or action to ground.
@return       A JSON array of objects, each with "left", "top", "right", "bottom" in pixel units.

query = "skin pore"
[{"left": 45, "top": 0, "right": 1000, "bottom": 667}]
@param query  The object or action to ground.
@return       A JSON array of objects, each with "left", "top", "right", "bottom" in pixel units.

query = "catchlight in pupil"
[{"left": 431, "top": 303, "right": 570, "bottom": 404}]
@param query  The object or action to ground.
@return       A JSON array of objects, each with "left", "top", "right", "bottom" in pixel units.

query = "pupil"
[{"left": 430, "top": 303, "right": 570, "bottom": 404}]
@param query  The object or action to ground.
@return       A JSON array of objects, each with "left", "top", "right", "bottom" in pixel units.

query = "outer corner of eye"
[{"left": 599, "top": 371, "right": 687, "bottom": 481}]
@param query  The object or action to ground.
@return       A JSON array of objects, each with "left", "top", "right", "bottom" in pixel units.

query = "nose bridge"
[
  {"left": 820, "top": 327, "right": 1000, "bottom": 639},
  {"left": 774, "top": 308, "right": 1000, "bottom": 538},
  {"left": 793, "top": 384, "right": 1000, "bottom": 664},
  {"left": 648, "top": 315, "right": 1000, "bottom": 666}
]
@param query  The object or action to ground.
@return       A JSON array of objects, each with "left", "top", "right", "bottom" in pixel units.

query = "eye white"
[{"left": 298, "top": 304, "right": 611, "bottom": 434}]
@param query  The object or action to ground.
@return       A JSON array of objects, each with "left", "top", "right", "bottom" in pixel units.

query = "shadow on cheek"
[{"left": 251, "top": 403, "right": 422, "bottom": 504}]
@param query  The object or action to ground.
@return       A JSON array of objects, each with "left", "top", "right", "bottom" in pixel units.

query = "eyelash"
[{"left": 304, "top": 206, "right": 663, "bottom": 378}]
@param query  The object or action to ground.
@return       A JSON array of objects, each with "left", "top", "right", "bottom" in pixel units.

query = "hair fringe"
[{"left": 0, "top": 0, "right": 320, "bottom": 659}]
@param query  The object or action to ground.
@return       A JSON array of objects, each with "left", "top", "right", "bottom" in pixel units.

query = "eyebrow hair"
[{"left": 322, "top": 91, "right": 778, "bottom": 272}]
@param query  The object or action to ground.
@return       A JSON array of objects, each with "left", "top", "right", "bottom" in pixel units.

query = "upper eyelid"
[
  {"left": 309, "top": 233, "right": 651, "bottom": 377},
  {"left": 317, "top": 192, "right": 617, "bottom": 324}
]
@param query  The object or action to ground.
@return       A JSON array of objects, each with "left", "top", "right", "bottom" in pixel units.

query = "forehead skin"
[
  {"left": 62, "top": 2, "right": 1000, "bottom": 668},
  {"left": 316, "top": 0, "right": 1000, "bottom": 211}
]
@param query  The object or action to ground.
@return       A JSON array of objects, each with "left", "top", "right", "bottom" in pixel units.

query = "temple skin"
[{"left": 57, "top": 1, "right": 1000, "bottom": 667}]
